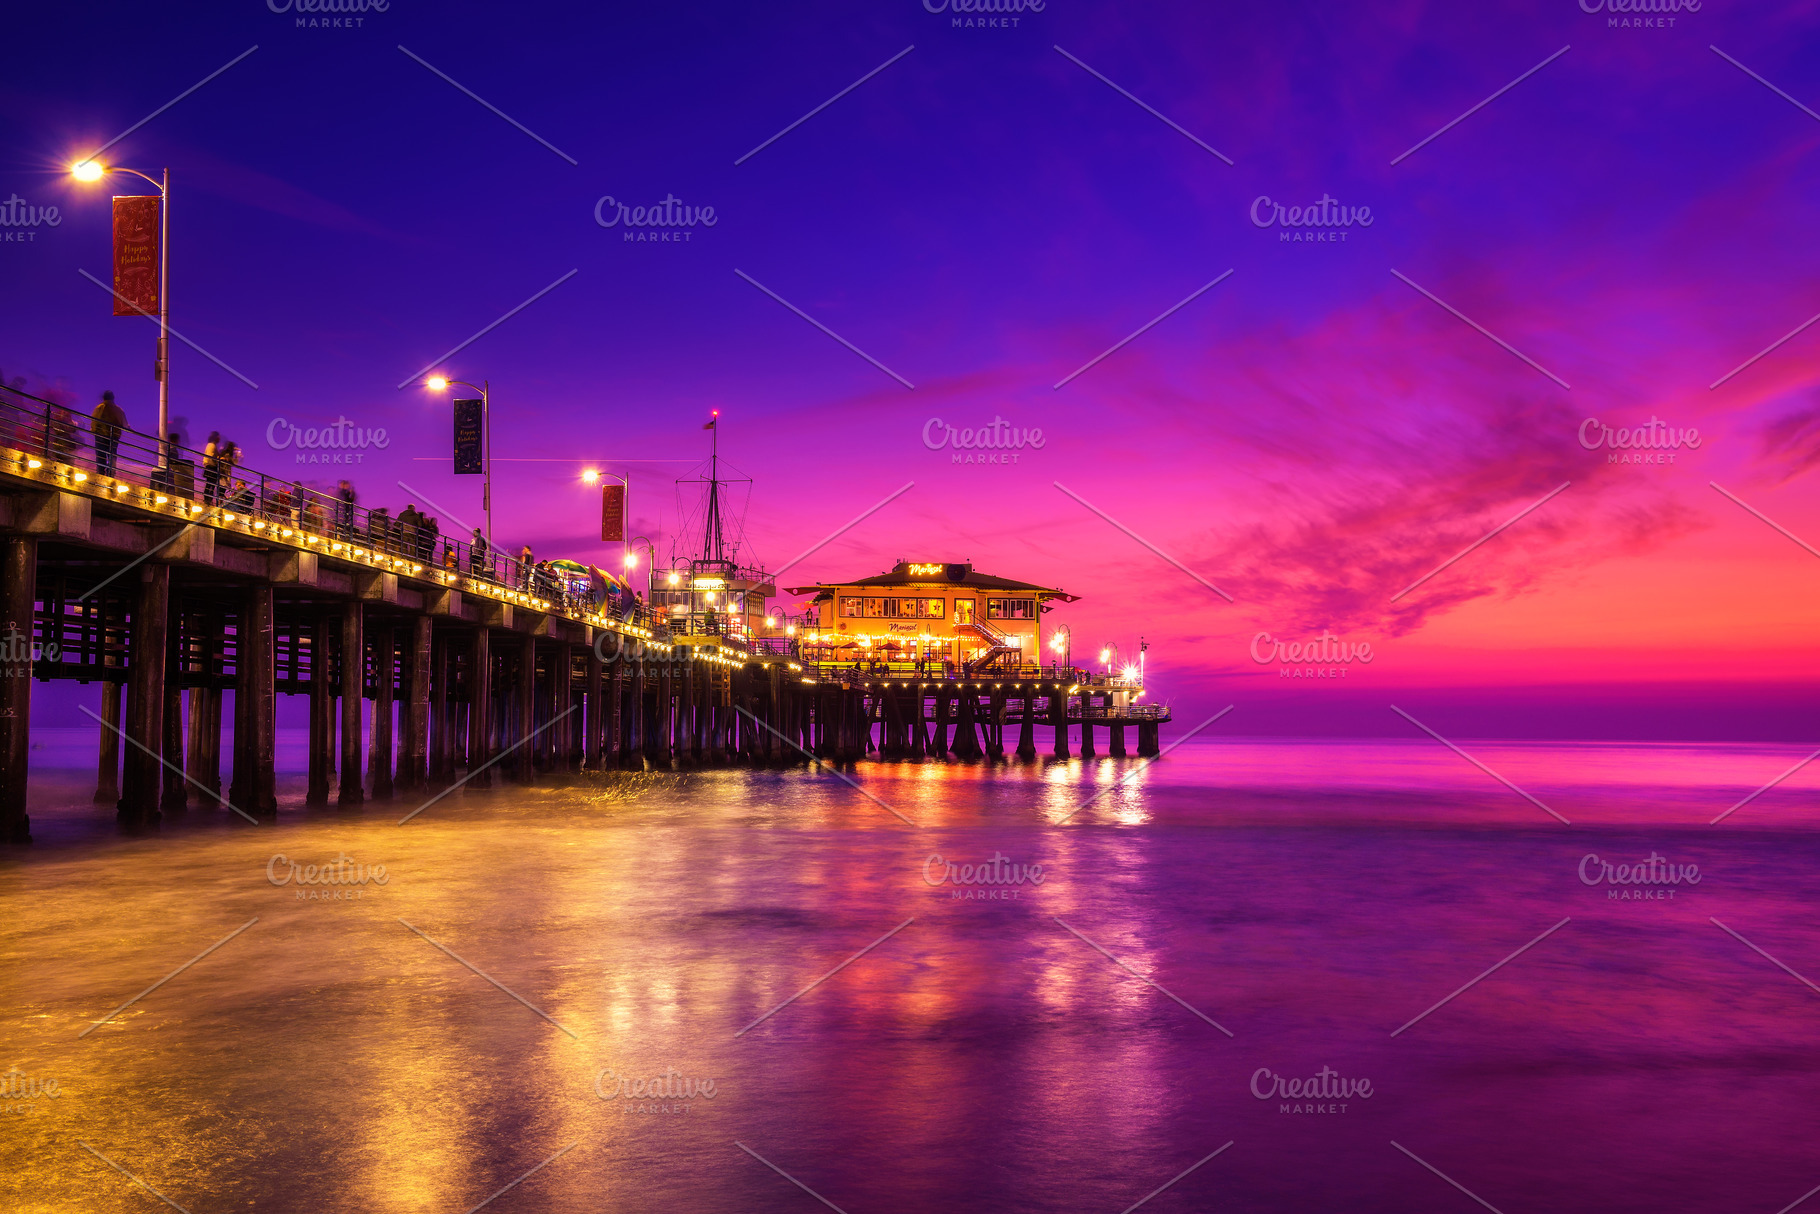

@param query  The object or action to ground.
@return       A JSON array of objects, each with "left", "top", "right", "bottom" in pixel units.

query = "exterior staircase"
[{"left": 960, "top": 618, "right": 1016, "bottom": 673}]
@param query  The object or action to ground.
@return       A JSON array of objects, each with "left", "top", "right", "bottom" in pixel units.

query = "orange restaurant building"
[{"left": 783, "top": 561, "right": 1077, "bottom": 672}]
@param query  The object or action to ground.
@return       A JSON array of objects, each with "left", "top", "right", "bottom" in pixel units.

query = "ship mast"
[{"left": 701, "top": 409, "right": 724, "bottom": 564}]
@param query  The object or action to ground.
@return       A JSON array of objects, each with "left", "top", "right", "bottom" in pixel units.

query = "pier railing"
[{"left": 1, "top": 384, "right": 657, "bottom": 631}]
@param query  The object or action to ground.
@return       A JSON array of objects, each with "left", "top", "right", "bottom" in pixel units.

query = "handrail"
[{"left": 0, "top": 387, "right": 659, "bottom": 632}]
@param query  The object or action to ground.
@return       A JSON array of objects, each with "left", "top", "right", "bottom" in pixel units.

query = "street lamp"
[
  {"left": 71, "top": 159, "right": 170, "bottom": 468},
  {"left": 424, "top": 375, "right": 491, "bottom": 544},
  {"left": 1048, "top": 623, "right": 1071, "bottom": 678},
  {"left": 593, "top": 469, "right": 631, "bottom": 572},
  {"left": 624, "top": 534, "right": 655, "bottom": 601}
]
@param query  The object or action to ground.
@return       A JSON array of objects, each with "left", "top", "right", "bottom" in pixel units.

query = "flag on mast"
[{"left": 703, "top": 410, "right": 718, "bottom": 430}]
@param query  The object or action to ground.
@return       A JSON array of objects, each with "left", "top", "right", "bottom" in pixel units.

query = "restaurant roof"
[{"left": 785, "top": 561, "right": 1079, "bottom": 603}]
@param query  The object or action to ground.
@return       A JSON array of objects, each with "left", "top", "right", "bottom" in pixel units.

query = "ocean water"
[{"left": 3, "top": 735, "right": 1818, "bottom": 1213}]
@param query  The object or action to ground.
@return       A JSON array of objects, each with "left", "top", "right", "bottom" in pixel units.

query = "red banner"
[
  {"left": 112, "top": 195, "right": 161, "bottom": 317},
  {"left": 600, "top": 484, "right": 625, "bottom": 542}
]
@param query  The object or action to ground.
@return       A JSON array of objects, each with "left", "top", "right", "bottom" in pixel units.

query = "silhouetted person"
[
  {"left": 91, "top": 391, "right": 126, "bottom": 477},
  {"left": 202, "top": 431, "right": 223, "bottom": 503},
  {"left": 468, "top": 528, "right": 489, "bottom": 578}
]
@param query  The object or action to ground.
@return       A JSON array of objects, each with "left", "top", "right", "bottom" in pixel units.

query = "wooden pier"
[{"left": 0, "top": 396, "right": 1170, "bottom": 843}]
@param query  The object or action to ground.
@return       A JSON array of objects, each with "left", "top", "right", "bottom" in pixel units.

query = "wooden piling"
[
  {"left": 1016, "top": 688, "right": 1036, "bottom": 761},
  {"left": 202, "top": 686, "right": 223, "bottom": 805},
  {"left": 370, "top": 622, "right": 395, "bottom": 799},
  {"left": 240, "top": 583, "right": 277, "bottom": 816},
  {"left": 161, "top": 679, "right": 186, "bottom": 812},
  {"left": 339, "top": 603, "right": 364, "bottom": 805},
  {"left": 95, "top": 678, "right": 122, "bottom": 805},
  {"left": 306, "top": 611, "right": 332, "bottom": 806},
  {"left": 118, "top": 564, "right": 169, "bottom": 825},
  {"left": 0, "top": 536, "right": 36, "bottom": 842},
  {"left": 1137, "top": 721, "right": 1160, "bottom": 757},
  {"left": 987, "top": 687, "right": 1007, "bottom": 761},
  {"left": 402, "top": 615, "right": 431, "bottom": 792},
  {"left": 467, "top": 626, "right": 492, "bottom": 787},
  {"left": 953, "top": 688, "right": 981, "bottom": 760},
  {"left": 653, "top": 662, "right": 673, "bottom": 766},
  {"left": 610, "top": 655, "right": 629, "bottom": 768},
  {"left": 585, "top": 645, "right": 603, "bottom": 770},
  {"left": 517, "top": 638, "right": 536, "bottom": 783},
  {"left": 428, "top": 631, "right": 449, "bottom": 783}
]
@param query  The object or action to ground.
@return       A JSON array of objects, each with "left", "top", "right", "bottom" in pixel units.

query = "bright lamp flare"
[
  {"left": 425, "top": 376, "right": 449, "bottom": 391},
  {"left": 71, "top": 161, "right": 104, "bottom": 182},
  {"left": 622, "top": 553, "right": 638, "bottom": 569},
  {"left": 581, "top": 469, "right": 599, "bottom": 484}
]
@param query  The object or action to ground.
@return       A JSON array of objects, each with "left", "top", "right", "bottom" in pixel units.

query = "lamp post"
[
  {"left": 585, "top": 468, "right": 632, "bottom": 571},
  {"left": 72, "top": 159, "right": 169, "bottom": 468},
  {"left": 1048, "top": 623, "right": 1071, "bottom": 680},
  {"left": 623, "top": 534, "right": 655, "bottom": 601},
  {"left": 424, "top": 376, "right": 490, "bottom": 544},
  {"left": 1100, "top": 642, "right": 1123, "bottom": 681}
]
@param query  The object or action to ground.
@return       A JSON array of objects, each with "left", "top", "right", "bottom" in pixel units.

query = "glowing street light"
[
  {"left": 424, "top": 374, "right": 492, "bottom": 544},
  {"left": 624, "top": 534, "right": 656, "bottom": 601},
  {"left": 70, "top": 158, "right": 171, "bottom": 467},
  {"left": 581, "top": 468, "right": 599, "bottom": 485}
]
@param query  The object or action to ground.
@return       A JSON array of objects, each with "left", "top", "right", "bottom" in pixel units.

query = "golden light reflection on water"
[{"left": 8, "top": 741, "right": 1820, "bottom": 1211}]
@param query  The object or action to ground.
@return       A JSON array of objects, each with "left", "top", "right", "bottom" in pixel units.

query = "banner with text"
[
  {"left": 111, "top": 195, "right": 161, "bottom": 316},
  {"left": 452, "top": 399, "right": 483, "bottom": 474},
  {"left": 601, "top": 483, "right": 625, "bottom": 541}
]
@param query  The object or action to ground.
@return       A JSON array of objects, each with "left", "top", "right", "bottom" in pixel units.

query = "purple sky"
[{"left": 4, "top": 0, "right": 1819, "bottom": 737}]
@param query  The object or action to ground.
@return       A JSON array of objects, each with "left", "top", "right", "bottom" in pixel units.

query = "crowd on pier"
[{"left": 1, "top": 379, "right": 641, "bottom": 622}]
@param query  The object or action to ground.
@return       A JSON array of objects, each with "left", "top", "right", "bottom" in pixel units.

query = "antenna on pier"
[
  {"left": 676, "top": 409, "right": 750, "bottom": 569},
  {"left": 702, "top": 409, "right": 723, "bottom": 562}
]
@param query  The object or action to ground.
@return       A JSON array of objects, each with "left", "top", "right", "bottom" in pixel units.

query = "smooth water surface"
[{"left": 4, "top": 737, "right": 1818, "bottom": 1213}]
